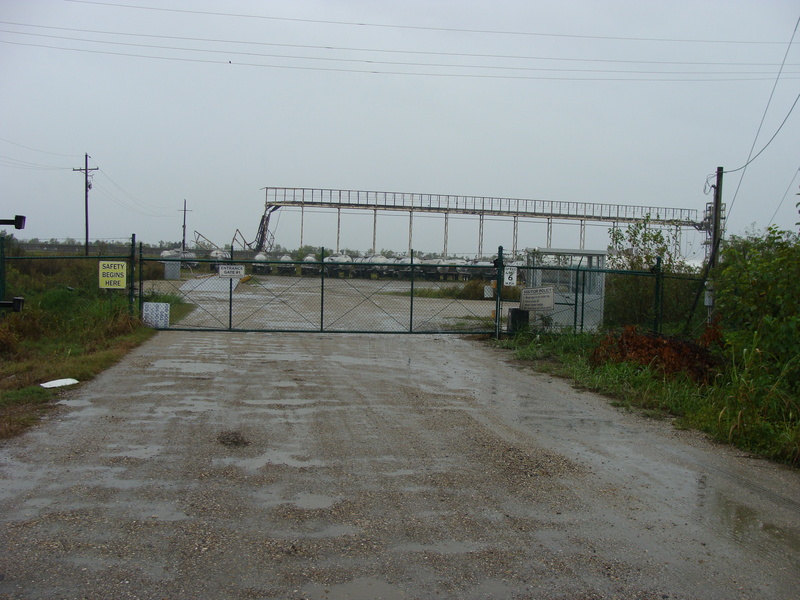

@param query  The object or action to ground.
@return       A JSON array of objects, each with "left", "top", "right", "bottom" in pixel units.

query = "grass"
[
  {"left": 1, "top": 264, "right": 157, "bottom": 439},
  {"left": 498, "top": 330, "right": 800, "bottom": 467}
]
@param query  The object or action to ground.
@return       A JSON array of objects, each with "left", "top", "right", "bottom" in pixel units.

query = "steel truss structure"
[{"left": 259, "top": 187, "right": 703, "bottom": 256}]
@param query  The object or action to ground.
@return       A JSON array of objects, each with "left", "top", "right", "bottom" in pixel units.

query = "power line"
[
  {"left": 768, "top": 166, "right": 800, "bottom": 225},
  {"left": 94, "top": 169, "right": 172, "bottom": 215},
  {"left": 0, "top": 155, "right": 73, "bottom": 170},
  {"left": 724, "top": 14, "right": 800, "bottom": 225},
  {"left": 2, "top": 20, "right": 797, "bottom": 68},
  {"left": 5, "top": 28, "right": 798, "bottom": 76},
  {"left": 3, "top": 38, "right": 798, "bottom": 82},
  {"left": 64, "top": 0, "right": 797, "bottom": 45},
  {"left": 0, "top": 135, "right": 78, "bottom": 158}
]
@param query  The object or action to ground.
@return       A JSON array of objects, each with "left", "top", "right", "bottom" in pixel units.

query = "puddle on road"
[
  {"left": 293, "top": 493, "right": 338, "bottom": 509},
  {"left": 709, "top": 490, "right": 800, "bottom": 553},
  {"left": 150, "top": 359, "right": 235, "bottom": 375},
  {"left": 393, "top": 539, "right": 484, "bottom": 554},
  {"left": 244, "top": 398, "right": 318, "bottom": 407},
  {"left": 214, "top": 450, "right": 325, "bottom": 473},
  {"left": 304, "top": 577, "right": 407, "bottom": 600},
  {"left": 104, "top": 444, "right": 163, "bottom": 460},
  {"left": 382, "top": 468, "right": 416, "bottom": 477}
]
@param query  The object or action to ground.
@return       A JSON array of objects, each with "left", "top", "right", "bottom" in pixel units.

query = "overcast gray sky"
[{"left": 2, "top": 0, "right": 799, "bottom": 258}]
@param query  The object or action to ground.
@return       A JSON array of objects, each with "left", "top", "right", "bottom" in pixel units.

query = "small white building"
[{"left": 523, "top": 248, "right": 607, "bottom": 332}]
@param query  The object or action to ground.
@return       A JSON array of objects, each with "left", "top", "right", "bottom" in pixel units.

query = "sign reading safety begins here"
[{"left": 99, "top": 261, "right": 127, "bottom": 289}]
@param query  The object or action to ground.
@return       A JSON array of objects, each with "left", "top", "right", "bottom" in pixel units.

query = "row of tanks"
[
  {"left": 159, "top": 248, "right": 231, "bottom": 270},
  {"left": 162, "top": 248, "right": 524, "bottom": 283},
  {"left": 250, "top": 253, "right": 510, "bottom": 281}
]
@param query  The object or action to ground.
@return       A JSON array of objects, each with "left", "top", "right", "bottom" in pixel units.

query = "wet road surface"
[{"left": 1, "top": 332, "right": 799, "bottom": 599}]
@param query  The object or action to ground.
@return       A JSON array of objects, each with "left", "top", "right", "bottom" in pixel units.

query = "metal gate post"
[
  {"left": 653, "top": 255, "right": 663, "bottom": 334},
  {"left": 573, "top": 265, "right": 580, "bottom": 332},
  {"left": 137, "top": 242, "right": 143, "bottom": 316},
  {"left": 580, "top": 269, "right": 587, "bottom": 333},
  {"left": 320, "top": 247, "right": 325, "bottom": 332},
  {"left": 0, "top": 236, "right": 5, "bottom": 301},
  {"left": 228, "top": 247, "right": 234, "bottom": 330},
  {"left": 494, "top": 246, "right": 503, "bottom": 339},
  {"left": 409, "top": 250, "right": 415, "bottom": 332},
  {"left": 128, "top": 234, "right": 136, "bottom": 315}
]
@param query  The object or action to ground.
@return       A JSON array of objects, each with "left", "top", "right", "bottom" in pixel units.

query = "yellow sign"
[{"left": 99, "top": 261, "right": 127, "bottom": 289}]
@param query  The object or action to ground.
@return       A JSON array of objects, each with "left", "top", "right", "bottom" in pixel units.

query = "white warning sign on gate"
[{"left": 520, "top": 286, "right": 555, "bottom": 312}]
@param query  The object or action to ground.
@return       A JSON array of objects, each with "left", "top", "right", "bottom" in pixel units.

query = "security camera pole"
[{"left": 0, "top": 214, "right": 26, "bottom": 311}]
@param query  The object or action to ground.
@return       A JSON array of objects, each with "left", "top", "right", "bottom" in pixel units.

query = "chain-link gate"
[{"left": 139, "top": 253, "right": 503, "bottom": 334}]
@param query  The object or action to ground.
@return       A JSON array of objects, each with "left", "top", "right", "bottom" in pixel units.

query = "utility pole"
[
  {"left": 179, "top": 200, "right": 192, "bottom": 251},
  {"left": 710, "top": 166, "right": 723, "bottom": 269},
  {"left": 73, "top": 153, "right": 98, "bottom": 256}
]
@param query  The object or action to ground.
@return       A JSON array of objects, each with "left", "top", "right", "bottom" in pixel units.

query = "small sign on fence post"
[
  {"left": 503, "top": 266, "right": 517, "bottom": 287},
  {"left": 217, "top": 264, "right": 245, "bottom": 279},
  {"left": 98, "top": 261, "right": 127, "bottom": 289}
]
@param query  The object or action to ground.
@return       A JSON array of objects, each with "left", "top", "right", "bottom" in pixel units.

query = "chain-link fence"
[
  {"left": 1, "top": 237, "right": 706, "bottom": 337},
  {"left": 1, "top": 235, "right": 136, "bottom": 316},
  {"left": 520, "top": 261, "right": 705, "bottom": 335}
]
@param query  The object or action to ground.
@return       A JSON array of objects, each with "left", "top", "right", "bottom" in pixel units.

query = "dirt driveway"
[{"left": 1, "top": 332, "right": 799, "bottom": 600}]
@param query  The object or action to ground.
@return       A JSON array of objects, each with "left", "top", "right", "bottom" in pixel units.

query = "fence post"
[
  {"left": 580, "top": 269, "right": 587, "bottom": 333},
  {"left": 495, "top": 246, "right": 504, "bottom": 339},
  {"left": 0, "top": 236, "right": 5, "bottom": 301},
  {"left": 128, "top": 234, "right": 136, "bottom": 315},
  {"left": 653, "top": 255, "right": 663, "bottom": 334},
  {"left": 138, "top": 242, "right": 144, "bottom": 316},
  {"left": 409, "top": 250, "right": 415, "bottom": 333},
  {"left": 228, "top": 245, "right": 234, "bottom": 330},
  {"left": 320, "top": 247, "right": 325, "bottom": 332}
]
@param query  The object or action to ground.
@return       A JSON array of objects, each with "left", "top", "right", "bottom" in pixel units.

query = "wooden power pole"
[
  {"left": 710, "top": 166, "right": 723, "bottom": 268},
  {"left": 73, "top": 153, "right": 98, "bottom": 256}
]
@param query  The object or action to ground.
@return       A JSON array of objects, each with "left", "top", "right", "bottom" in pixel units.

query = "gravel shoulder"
[{"left": 1, "top": 332, "right": 799, "bottom": 600}]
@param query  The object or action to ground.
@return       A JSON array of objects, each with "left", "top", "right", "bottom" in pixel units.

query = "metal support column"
[
  {"left": 300, "top": 204, "right": 305, "bottom": 248},
  {"left": 408, "top": 211, "right": 414, "bottom": 256},
  {"left": 336, "top": 208, "right": 341, "bottom": 254},
  {"left": 579, "top": 220, "right": 586, "bottom": 249},
  {"left": 478, "top": 213, "right": 484, "bottom": 257},
  {"left": 512, "top": 216, "right": 519, "bottom": 257},
  {"left": 546, "top": 218, "right": 553, "bottom": 248},
  {"left": 372, "top": 209, "right": 377, "bottom": 254},
  {"left": 443, "top": 212, "right": 449, "bottom": 257}
]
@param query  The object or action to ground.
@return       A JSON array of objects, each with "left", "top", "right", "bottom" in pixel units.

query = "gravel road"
[{"left": 1, "top": 332, "right": 799, "bottom": 599}]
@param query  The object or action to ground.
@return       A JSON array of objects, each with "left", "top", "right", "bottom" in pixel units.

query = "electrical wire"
[
  {"left": 3, "top": 38, "right": 796, "bottom": 82},
  {"left": 2, "top": 20, "right": 797, "bottom": 68},
  {"left": 5, "top": 27, "right": 798, "bottom": 76},
  {"left": 767, "top": 166, "right": 800, "bottom": 225},
  {"left": 0, "top": 154, "right": 73, "bottom": 170},
  {"left": 723, "top": 14, "right": 800, "bottom": 223},
  {"left": 0, "top": 135, "right": 78, "bottom": 158},
  {"left": 94, "top": 169, "right": 172, "bottom": 216},
  {"left": 63, "top": 0, "right": 798, "bottom": 45}
]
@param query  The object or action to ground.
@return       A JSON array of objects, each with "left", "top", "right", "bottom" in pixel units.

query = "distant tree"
[
  {"left": 607, "top": 216, "right": 689, "bottom": 272},
  {"left": 605, "top": 216, "right": 698, "bottom": 329}
]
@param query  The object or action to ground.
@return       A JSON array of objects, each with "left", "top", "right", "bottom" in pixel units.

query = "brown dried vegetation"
[{"left": 589, "top": 325, "right": 721, "bottom": 384}]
